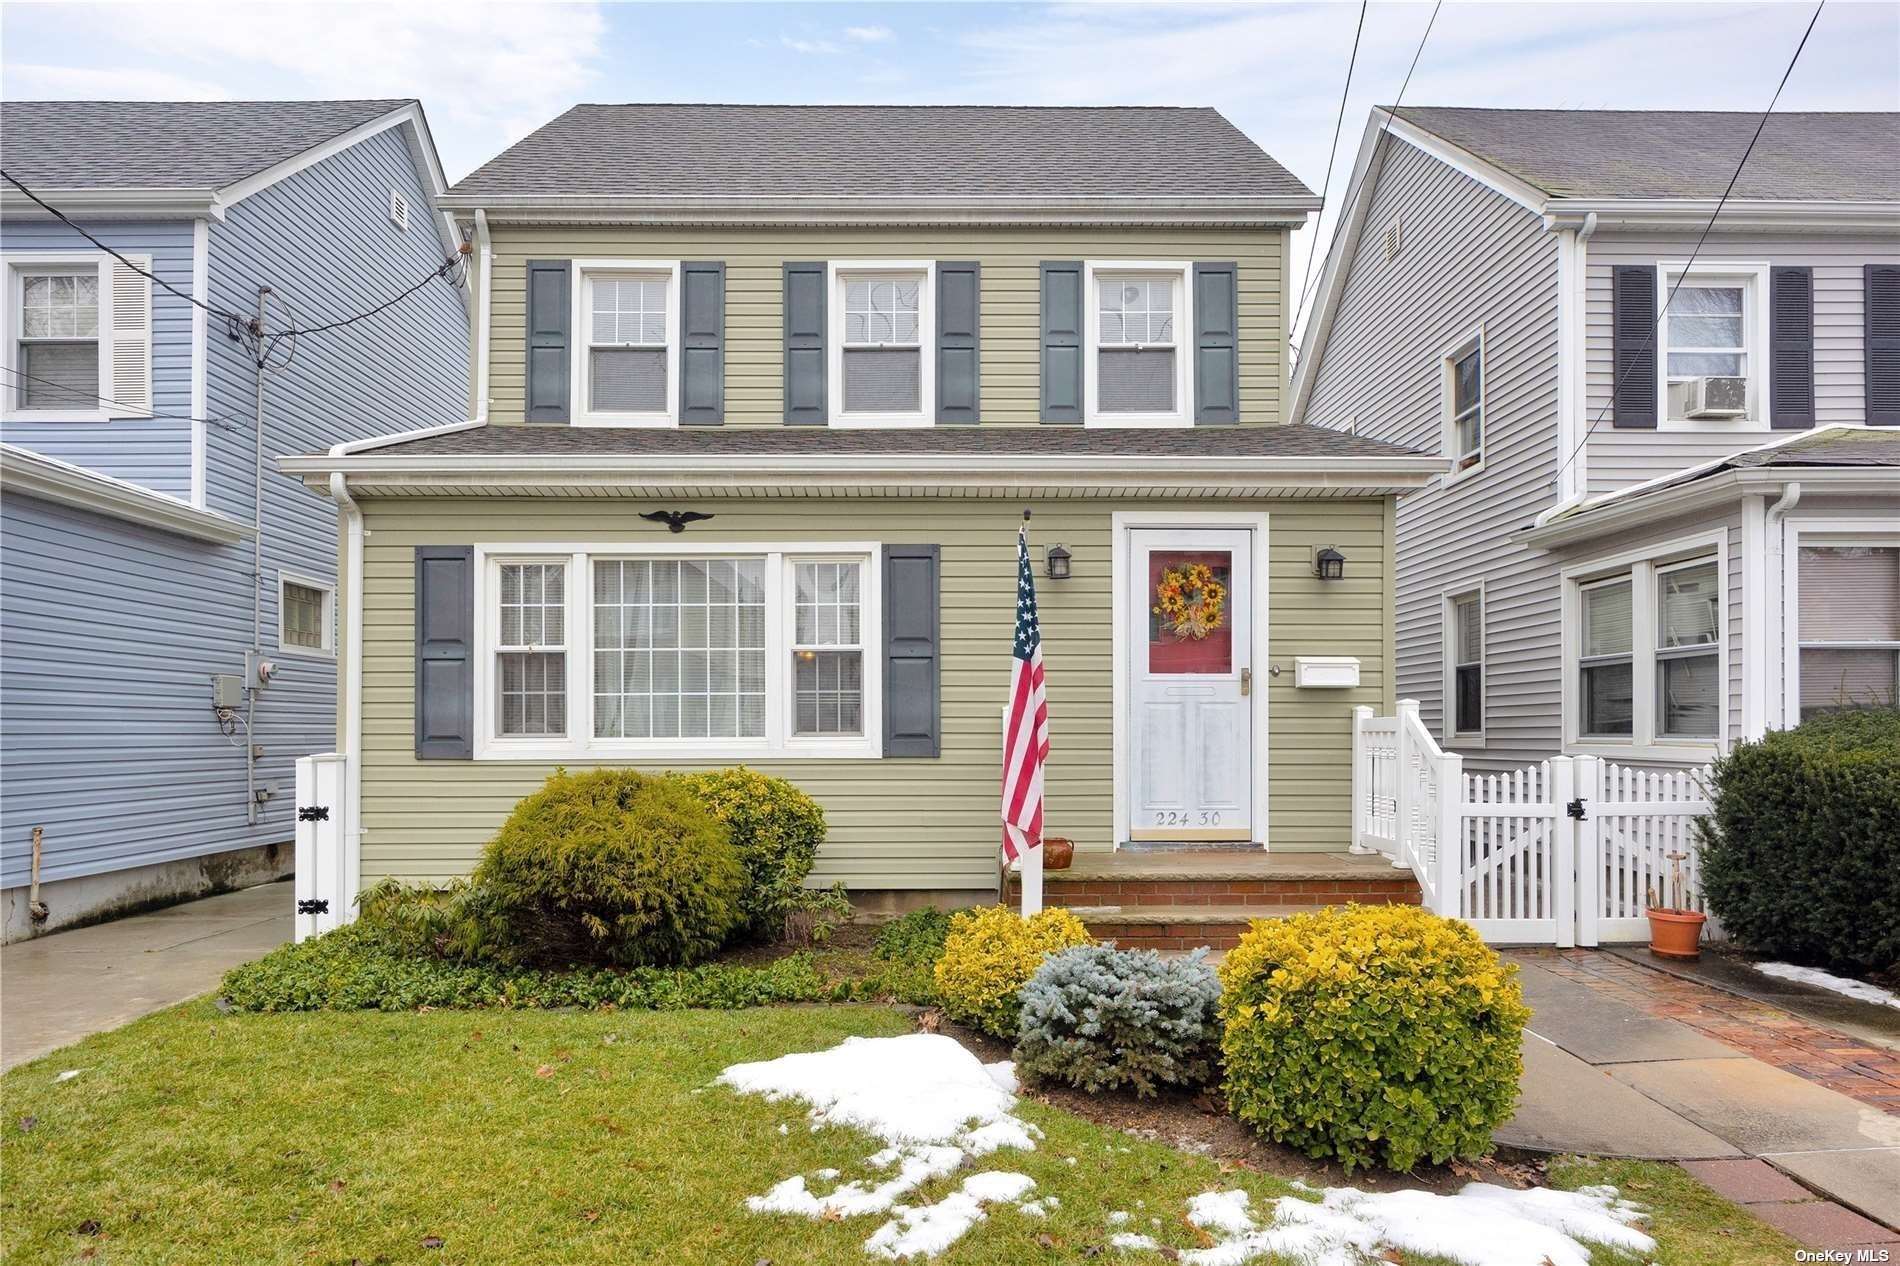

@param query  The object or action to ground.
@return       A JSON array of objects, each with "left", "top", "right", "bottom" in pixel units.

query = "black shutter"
[
  {"left": 1867, "top": 264, "right": 1900, "bottom": 426},
  {"left": 783, "top": 261, "right": 827, "bottom": 425},
  {"left": 414, "top": 546, "right": 474, "bottom": 760},
  {"left": 937, "top": 261, "right": 980, "bottom": 424},
  {"left": 680, "top": 261, "right": 725, "bottom": 426},
  {"left": 882, "top": 544, "right": 940, "bottom": 757},
  {"left": 1611, "top": 265, "right": 1658, "bottom": 429},
  {"left": 1770, "top": 266, "right": 1815, "bottom": 430},
  {"left": 1193, "top": 261, "right": 1240, "bottom": 425},
  {"left": 1040, "top": 261, "right": 1082, "bottom": 424},
  {"left": 524, "top": 260, "right": 570, "bottom": 424}
]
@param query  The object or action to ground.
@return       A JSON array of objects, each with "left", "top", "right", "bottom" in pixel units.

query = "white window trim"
[
  {"left": 1440, "top": 326, "right": 1485, "bottom": 483},
  {"left": 472, "top": 542, "right": 884, "bottom": 762},
  {"left": 827, "top": 260, "right": 935, "bottom": 428},
  {"left": 570, "top": 258, "right": 681, "bottom": 428},
  {"left": 1, "top": 251, "right": 113, "bottom": 423},
  {"left": 277, "top": 570, "right": 336, "bottom": 660},
  {"left": 1656, "top": 260, "right": 1771, "bottom": 432},
  {"left": 1782, "top": 522, "right": 1900, "bottom": 725},
  {"left": 1084, "top": 260, "right": 1193, "bottom": 429},
  {"left": 1560, "top": 530, "right": 1728, "bottom": 762},
  {"left": 1442, "top": 582, "right": 1485, "bottom": 747}
]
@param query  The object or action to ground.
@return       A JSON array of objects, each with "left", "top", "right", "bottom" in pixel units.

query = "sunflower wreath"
[{"left": 1152, "top": 562, "right": 1227, "bottom": 640}]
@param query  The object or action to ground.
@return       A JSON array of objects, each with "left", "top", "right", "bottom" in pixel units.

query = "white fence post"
[
  {"left": 1393, "top": 700, "right": 1420, "bottom": 871},
  {"left": 1435, "top": 751, "right": 1463, "bottom": 918},
  {"left": 1349, "top": 705, "right": 1375, "bottom": 854},
  {"left": 293, "top": 752, "right": 349, "bottom": 943},
  {"left": 1549, "top": 756, "right": 1577, "bottom": 948},
  {"left": 1573, "top": 754, "right": 1600, "bottom": 947}
]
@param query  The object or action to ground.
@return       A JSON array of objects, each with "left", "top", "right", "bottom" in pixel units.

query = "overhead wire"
[{"left": 1291, "top": 0, "right": 1370, "bottom": 331}]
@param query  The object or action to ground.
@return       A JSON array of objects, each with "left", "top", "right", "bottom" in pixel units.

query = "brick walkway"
[{"left": 1514, "top": 948, "right": 1900, "bottom": 1115}]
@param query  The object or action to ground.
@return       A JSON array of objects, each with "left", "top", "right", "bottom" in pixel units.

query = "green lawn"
[{"left": 2, "top": 1001, "right": 1795, "bottom": 1265}]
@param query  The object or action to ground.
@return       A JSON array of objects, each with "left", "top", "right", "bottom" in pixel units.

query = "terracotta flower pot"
[
  {"left": 1042, "top": 837, "right": 1075, "bottom": 870},
  {"left": 1647, "top": 908, "right": 1707, "bottom": 960}
]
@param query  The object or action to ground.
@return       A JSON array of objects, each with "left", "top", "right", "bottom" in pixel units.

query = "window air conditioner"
[{"left": 1680, "top": 375, "right": 1747, "bottom": 419}]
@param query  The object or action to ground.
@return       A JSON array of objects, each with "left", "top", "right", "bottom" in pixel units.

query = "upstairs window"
[
  {"left": 1442, "top": 331, "right": 1484, "bottom": 475},
  {"left": 1084, "top": 262, "right": 1190, "bottom": 427},
  {"left": 574, "top": 261, "right": 678, "bottom": 426},
  {"left": 14, "top": 267, "right": 99, "bottom": 410},
  {"left": 1660, "top": 265, "right": 1763, "bottom": 425},
  {"left": 831, "top": 264, "right": 932, "bottom": 426},
  {"left": 1798, "top": 544, "right": 1900, "bottom": 718}
]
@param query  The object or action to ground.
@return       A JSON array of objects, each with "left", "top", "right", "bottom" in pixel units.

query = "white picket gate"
[{"left": 1351, "top": 703, "right": 1712, "bottom": 946}]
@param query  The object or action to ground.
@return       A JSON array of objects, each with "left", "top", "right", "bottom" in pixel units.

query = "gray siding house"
[
  {"left": 0, "top": 100, "right": 470, "bottom": 938},
  {"left": 1291, "top": 107, "right": 1899, "bottom": 770}
]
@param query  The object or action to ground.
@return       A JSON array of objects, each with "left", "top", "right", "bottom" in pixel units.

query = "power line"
[
  {"left": 1555, "top": 0, "right": 1826, "bottom": 486},
  {"left": 0, "top": 363, "right": 237, "bottom": 427},
  {"left": 1292, "top": 0, "right": 1369, "bottom": 329},
  {"left": 1289, "top": 0, "right": 1443, "bottom": 361}
]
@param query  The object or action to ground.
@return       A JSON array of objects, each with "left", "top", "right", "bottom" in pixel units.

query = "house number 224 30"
[{"left": 1153, "top": 811, "right": 1222, "bottom": 826}]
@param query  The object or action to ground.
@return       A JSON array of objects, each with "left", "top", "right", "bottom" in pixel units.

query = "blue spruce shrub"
[{"left": 1014, "top": 944, "right": 1222, "bottom": 1096}]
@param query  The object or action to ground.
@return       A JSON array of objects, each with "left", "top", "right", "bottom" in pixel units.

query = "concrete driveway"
[{"left": 0, "top": 881, "right": 290, "bottom": 1072}]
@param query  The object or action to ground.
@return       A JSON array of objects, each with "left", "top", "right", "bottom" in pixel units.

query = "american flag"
[{"left": 1001, "top": 521, "right": 1049, "bottom": 862}]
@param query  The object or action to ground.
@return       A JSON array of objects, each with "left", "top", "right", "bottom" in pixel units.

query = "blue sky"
[{"left": 5, "top": 1, "right": 1896, "bottom": 295}]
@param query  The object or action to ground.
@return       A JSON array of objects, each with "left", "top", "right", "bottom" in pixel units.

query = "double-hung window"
[
  {"left": 575, "top": 261, "right": 678, "bottom": 426},
  {"left": 831, "top": 263, "right": 932, "bottom": 426},
  {"left": 1655, "top": 560, "right": 1721, "bottom": 739},
  {"left": 1660, "top": 264, "right": 1765, "bottom": 425},
  {"left": 1443, "top": 332, "right": 1483, "bottom": 474},
  {"left": 1447, "top": 591, "right": 1484, "bottom": 740},
  {"left": 1579, "top": 577, "right": 1635, "bottom": 738},
  {"left": 12, "top": 265, "right": 100, "bottom": 411},
  {"left": 1797, "top": 544, "right": 1900, "bottom": 718},
  {"left": 1084, "top": 262, "right": 1190, "bottom": 426},
  {"left": 479, "top": 546, "right": 880, "bottom": 758}
]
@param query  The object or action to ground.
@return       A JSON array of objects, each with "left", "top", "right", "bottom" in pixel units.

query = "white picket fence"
[{"left": 1351, "top": 702, "right": 1712, "bottom": 946}]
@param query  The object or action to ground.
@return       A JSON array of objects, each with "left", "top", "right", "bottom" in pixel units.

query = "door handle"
[{"left": 1240, "top": 667, "right": 1252, "bottom": 696}]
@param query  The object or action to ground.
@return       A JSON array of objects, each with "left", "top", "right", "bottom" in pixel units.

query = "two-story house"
[
  {"left": 280, "top": 104, "right": 1447, "bottom": 919},
  {"left": 1291, "top": 107, "right": 1899, "bottom": 773},
  {"left": 0, "top": 100, "right": 470, "bottom": 938}
]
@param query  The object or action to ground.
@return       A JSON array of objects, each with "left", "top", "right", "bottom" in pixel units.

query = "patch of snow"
[
  {"left": 863, "top": 1173, "right": 1036, "bottom": 1260},
  {"left": 1111, "top": 1232, "right": 1161, "bottom": 1250},
  {"left": 1107, "top": 1210, "right": 1131, "bottom": 1226},
  {"left": 984, "top": 1060, "right": 1020, "bottom": 1094},
  {"left": 816, "top": 1168, "right": 840, "bottom": 1180},
  {"left": 964, "top": 1117, "right": 1041, "bottom": 1156},
  {"left": 745, "top": 1143, "right": 964, "bottom": 1219},
  {"left": 777, "top": 1123, "right": 789, "bottom": 1135},
  {"left": 1017, "top": 1198, "right": 1051, "bottom": 1217},
  {"left": 1188, "top": 1188, "right": 1257, "bottom": 1236},
  {"left": 1755, "top": 962, "right": 1900, "bottom": 1010},
  {"left": 1063, "top": 1155, "right": 1077, "bottom": 1165},
  {"left": 53, "top": 1069, "right": 82, "bottom": 1083}
]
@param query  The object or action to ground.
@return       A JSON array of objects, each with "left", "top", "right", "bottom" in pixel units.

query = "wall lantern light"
[
  {"left": 1045, "top": 544, "right": 1073, "bottom": 580},
  {"left": 1313, "top": 546, "right": 1347, "bottom": 581}
]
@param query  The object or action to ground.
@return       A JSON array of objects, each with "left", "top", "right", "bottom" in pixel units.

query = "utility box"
[{"left": 210, "top": 674, "right": 243, "bottom": 710}]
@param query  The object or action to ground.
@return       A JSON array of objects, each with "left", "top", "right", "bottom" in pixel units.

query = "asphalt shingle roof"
[
  {"left": 1391, "top": 107, "right": 1900, "bottom": 201},
  {"left": 361, "top": 423, "right": 1418, "bottom": 460},
  {"left": 0, "top": 100, "right": 412, "bottom": 191},
  {"left": 445, "top": 104, "right": 1313, "bottom": 203}
]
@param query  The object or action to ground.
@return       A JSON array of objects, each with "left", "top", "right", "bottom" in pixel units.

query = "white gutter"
[
  {"left": 0, "top": 442, "right": 252, "bottom": 543},
  {"left": 1543, "top": 197, "right": 1900, "bottom": 233},
  {"left": 0, "top": 186, "right": 223, "bottom": 219},
  {"left": 1515, "top": 465, "right": 1891, "bottom": 550},
  {"left": 327, "top": 469, "right": 365, "bottom": 913}
]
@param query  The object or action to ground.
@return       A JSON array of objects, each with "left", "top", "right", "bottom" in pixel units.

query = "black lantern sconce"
[
  {"left": 1045, "top": 544, "right": 1073, "bottom": 581},
  {"left": 1312, "top": 545, "right": 1346, "bottom": 581}
]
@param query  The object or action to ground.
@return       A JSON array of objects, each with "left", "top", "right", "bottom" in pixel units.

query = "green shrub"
[
  {"left": 874, "top": 907, "right": 953, "bottom": 966},
  {"left": 1700, "top": 708, "right": 1900, "bottom": 974},
  {"left": 933, "top": 905, "right": 1093, "bottom": 1037},
  {"left": 1016, "top": 945, "right": 1221, "bottom": 1097},
  {"left": 1220, "top": 904, "right": 1529, "bottom": 1173},
  {"left": 676, "top": 767, "right": 828, "bottom": 940},
  {"left": 473, "top": 768, "right": 745, "bottom": 968}
]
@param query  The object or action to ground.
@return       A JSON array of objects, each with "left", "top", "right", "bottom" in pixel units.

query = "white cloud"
[
  {"left": 845, "top": 25, "right": 895, "bottom": 44},
  {"left": 782, "top": 34, "right": 843, "bottom": 56},
  {"left": 2, "top": 63, "right": 230, "bottom": 100}
]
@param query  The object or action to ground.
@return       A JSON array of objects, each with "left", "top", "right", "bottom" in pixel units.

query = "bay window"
[
  {"left": 574, "top": 261, "right": 678, "bottom": 425},
  {"left": 478, "top": 545, "right": 879, "bottom": 758},
  {"left": 1797, "top": 544, "right": 1900, "bottom": 718},
  {"left": 1084, "top": 262, "right": 1190, "bottom": 426},
  {"left": 830, "top": 263, "right": 933, "bottom": 426}
]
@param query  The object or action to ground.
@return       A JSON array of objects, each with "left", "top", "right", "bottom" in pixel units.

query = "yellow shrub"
[
  {"left": 933, "top": 905, "right": 1093, "bottom": 1037},
  {"left": 1219, "top": 904, "right": 1529, "bottom": 1173}
]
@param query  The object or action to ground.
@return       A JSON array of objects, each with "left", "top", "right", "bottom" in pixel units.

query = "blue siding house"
[{"left": 0, "top": 100, "right": 470, "bottom": 938}]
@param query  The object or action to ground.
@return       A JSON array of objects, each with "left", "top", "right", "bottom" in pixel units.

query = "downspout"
[
  {"left": 1764, "top": 481, "right": 1801, "bottom": 732},
  {"left": 328, "top": 469, "right": 365, "bottom": 914},
  {"left": 472, "top": 209, "right": 492, "bottom": 423}
]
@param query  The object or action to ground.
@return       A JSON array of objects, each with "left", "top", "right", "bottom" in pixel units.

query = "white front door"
[{"left": 1128, "top": 529, "right": 1254, "bottom": 843}]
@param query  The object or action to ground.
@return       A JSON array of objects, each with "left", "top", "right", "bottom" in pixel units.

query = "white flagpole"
[{"left": 1019, "top": 512, "right": 1043, "bottom": 917}]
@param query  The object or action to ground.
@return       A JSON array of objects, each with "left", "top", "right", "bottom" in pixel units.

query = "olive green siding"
[
  {"left": 351, "top": 495, "right": 1392, "bottom": 890},
  {"left": 483, "top": 226, "right": 1289, "bottom": 426}
]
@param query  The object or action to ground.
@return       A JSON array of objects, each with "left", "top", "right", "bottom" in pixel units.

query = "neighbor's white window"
[
  {"left": 793, "top": 561, "right": 865, "bottom": 736},
  {"left": 12, "top": 266, "right": 101, "bottom": 411},
  {"left": 1448, "top": 591, "right": 1484, "bottom": 739},
  {"left": 1655, "top": 559, "right": 1721, "bottom": 739},
  {"left": 1579, "top": 577, "right": 1635, "bottom": 739},
  {"left": 1570, "top": 549, "right": 1725, "bottom": 751},
  {"left": 1797, "top": 545, "right": 1900, "bottom": 718},
  {"left": 495, "top": 561, "right": 569, "bottom": 737},
  {"left": 1443, "top": 333, "right": 1483, "bottom": 474},
  {"left": 593, "top": 558, "right": 769, "bottom": 741},
  {"left": 1661, "top": 265, "right": 1763, "bottom": 424},
  {"left": 575, "top": 261, "right": 678, "bottom": 426},
  {"left": 1085, "top": 262, "right": 1190, "bottom": 426},
  {"left": 831, "top": 263, "right": 932, "bottom": 426},
  {"left": 278, "top": 576, "right": 334, "bottom": 656}
]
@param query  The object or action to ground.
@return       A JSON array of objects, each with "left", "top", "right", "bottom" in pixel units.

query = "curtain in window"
[
  {"left": 794, "top": 561, "right": 863, "bottom": 735},
  {"left": 593, "top": 559, "right": 767, "bottom": 740},
  {"left": 498, "top": 563, "right": 566, "bottom": 736}
]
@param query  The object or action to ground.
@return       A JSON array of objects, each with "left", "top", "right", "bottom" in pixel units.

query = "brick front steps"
[{"left": 1006, "top": 850, "right": 1421, "bottom": 949}]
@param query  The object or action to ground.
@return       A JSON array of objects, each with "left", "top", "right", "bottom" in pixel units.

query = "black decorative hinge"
[
  {"left": 298, "top": 805, "right": 329, "bottom": 822},
  {"left": 297, "top": 898, "right": 330, "bottom": 915},
  {"left": 1566, "top": 799, "right": 1587, "bottom": 820}
]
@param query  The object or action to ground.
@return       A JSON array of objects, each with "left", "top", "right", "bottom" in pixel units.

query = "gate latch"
[
  {"left": 297, "top": 898, "right": 330, "bottom": 915},
  {"left": 297, "top": 805, "right": 329, "bottom": 822},
  {"left": 1565, "top": 799, "right": 1587, "bottom": 820}
]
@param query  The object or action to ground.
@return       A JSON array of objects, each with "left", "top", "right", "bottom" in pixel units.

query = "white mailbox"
[{"left": 1293, "top": 656, "right": 1360, "bottom": 688}]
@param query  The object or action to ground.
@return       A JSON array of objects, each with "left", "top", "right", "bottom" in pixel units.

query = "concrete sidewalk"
[
  {"left": 0, "top": 881, "right": 290, "bottom": 1072},
  {"left": 1501, "top": 952, "right": 1899, "bottom": 1248}
]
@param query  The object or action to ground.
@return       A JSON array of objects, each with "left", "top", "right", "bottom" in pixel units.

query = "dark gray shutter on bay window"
[
  {"left": 1611, "top": 265, "right": 1658, "bottom": 428},
  {"left": 1040, "top": 261, "right": 1082, "bottom": 424},
  {"left": 1770, "top": 266, "right": 1815, "bottom": 430},
  {"left": 1193, "top": 261, "right": 1240, "bottom": 425},
  {"left": 882, "top": 544, "right": 940, "bottom": 757},
  {"left": 1867, "top": 264, "right": 1900, "bottom": 426},
  {"left": 414, "top": 546, "right": 474, "bottom": 760},
  {"left": 524, "top": 260, "right": 570, "bottom": 424},
  {"left": 679, "top": 260, "right": 725, "bottom": 425},
  {"left": 937, "top": 261, "right": 980, "bottom": 424},
  {"left": 783, "top": 261, "right": 827, "bottom": 425}
]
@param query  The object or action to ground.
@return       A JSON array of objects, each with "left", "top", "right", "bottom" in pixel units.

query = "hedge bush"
[
  {"left": 1699, "top": 708, "right": 1900, "bottom": 974},
  {"left": 933, "top": 905, "right": 1093, "bottom": 1037},
  {"left": 1220, "top": 904, "right": 1529, "bottom": 1173},
  {"left": 676, "top": 767, "right": 829, "bottom": 940},
  {"left": 473, "top": 768, "right": 745, "bottom": 968},
  {"left": 1015, "top": 945, "right": 1221, "bottom": 1097}
]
